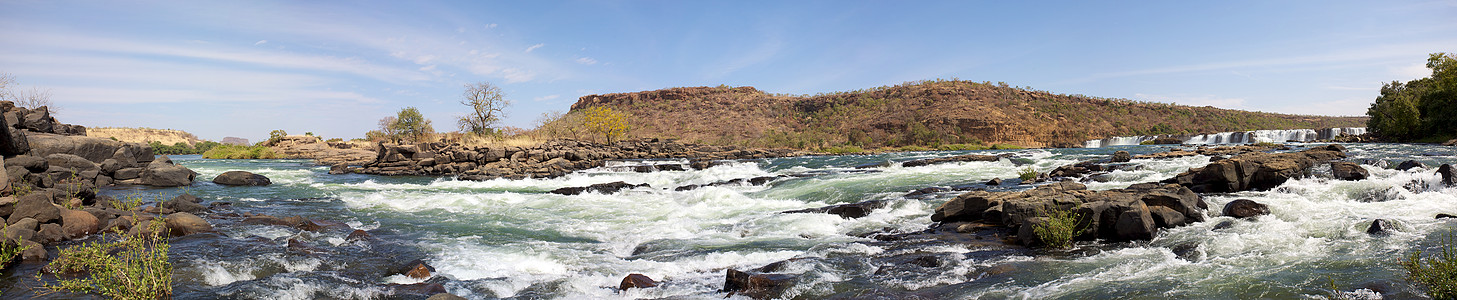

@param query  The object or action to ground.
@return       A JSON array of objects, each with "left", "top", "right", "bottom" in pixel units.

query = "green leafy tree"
[
  {"left": 391, "top": 107, "right": 434, "bottom": 144},
  {"left": 459, "top": 81, "right": 510, "bottom": 136},
  {"left": 1368, "top": 52, "right": 1457, "bottom": 141}
]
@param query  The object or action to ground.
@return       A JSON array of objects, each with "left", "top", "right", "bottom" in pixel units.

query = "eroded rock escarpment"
[
  {"left": 0, "top": 102, "right": 197, "bottom": 193},
  {"left": 352, "top": 138, "right": 804, "bottom": 180},
  {"left": 268, "top": 135, "right": 375, "bottom": 166}
]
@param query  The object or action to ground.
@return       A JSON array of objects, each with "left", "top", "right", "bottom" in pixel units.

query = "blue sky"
[{"left": 1, "top": 0, "right": 1454, "bottom": 142}]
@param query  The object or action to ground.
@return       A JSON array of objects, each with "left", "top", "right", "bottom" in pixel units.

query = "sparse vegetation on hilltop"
[
  {"left": 88, "top": 127, "right": 205, "bottom": 147},
  {"left": 568, "top": 80, "right": 1367, "bottom": 150}
]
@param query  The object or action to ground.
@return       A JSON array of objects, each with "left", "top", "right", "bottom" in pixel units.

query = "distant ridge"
[
  {"left": 570, "top": 79, "right": 1367, "bottom": 148},
  {"left": 87, "top": 127, "right": 205, "bottom": 146}
]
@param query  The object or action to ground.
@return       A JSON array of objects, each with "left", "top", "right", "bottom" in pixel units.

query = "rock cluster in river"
[
  {"left": 1161, "top": 145, "right": 1347, "bottom": 193},
  {"left": 268, "top": 135, "right": 376, "bottom": 166},
  {"left": 355, "top": 138, "right": 802, "bottom": 180},
  {"left": 0, "top": 102, "right": 198, "bottom": 194},
  {"left": 932, "top": 181, "right": 1206, "bottom": 245}
]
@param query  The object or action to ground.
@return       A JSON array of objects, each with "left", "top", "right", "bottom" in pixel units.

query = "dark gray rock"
[
  {"left": 550, "top": 181, "right": 649, "bottom": 195},
  {"left": 6, "top": 193, "right": 59, "bottom": 225},
  {"left": 1222, "top": 199, "right": 1270, "bottom": 218},
  {"left": 1397, "top": 160, "right": 1427, "bottom": 171},
  {"left": 212, "top": 171, "right": 272, "bottom": 186},
  {"left": 1111, "top": 151, "right": 1132, "bottom": 163},
  {"left": 1367, "top": 219, "right": 1394, "bottom": 235}
]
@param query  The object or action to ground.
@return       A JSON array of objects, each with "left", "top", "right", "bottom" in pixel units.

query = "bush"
[
  {"left": 0, "top": 229, "right": 29, "bottom": 269},
  {"left": 820, "top": 145, "right": 865, "bottom": 154},
  {"left": 1019, "top": 167, "right": 1038, "bottom": 181},
  {"left": 1404, "top": 232, "right": 1457, "bottom": 299},
  {"left": 1033, "top": 205, "right": 1083, "bottom": 249},
  {"left": 201, "top": 145, "right": 281, "bottom": 159},
  {"left": 45, "top": 218, "right": 171, "bottom": 299}
]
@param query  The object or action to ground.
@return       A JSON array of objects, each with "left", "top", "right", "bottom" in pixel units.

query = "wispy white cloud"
[
  {"left": 254, "top": 40, "right": 267, "bottom": 45},
  {"left": 575, "top": 57, "right": 598, "bottom": 65},
  {"left": 524, "top": 43, "right": 544, "bottom": 53},
  {"left": 532, "top": 94, "right": 559, "bottom": 101}
]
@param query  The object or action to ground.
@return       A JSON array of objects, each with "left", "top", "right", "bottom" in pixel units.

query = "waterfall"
[{"left": 1084, "top": 127, "right": 1368, "bottom": 148}]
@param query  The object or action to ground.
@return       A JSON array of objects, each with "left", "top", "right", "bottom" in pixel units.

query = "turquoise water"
[{"left": 8, "top": 143, "right": 1457, "bottom": 299}]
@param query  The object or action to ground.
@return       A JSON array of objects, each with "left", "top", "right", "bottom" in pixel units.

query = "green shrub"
[
  {"left": 1404, "top": 232, "right": 1457, "bottom": 299},
  {"left": 201, "top": 144, "right": 281, "bottom": 159},
  {"left": 897, "top": 145, "right": 932, "bottom": 152},
  {"left": 821, "top": 145, "right": 865, "bottom": 154},
  {"left": 1033, "top": 205, "right": 1083, "bottom": 249},
  {"left": 1019, "top": 167, "right": 1038, "bottom": 181},
  {"left": 44, "top": 218, "right": 171, "bottom": 299},
  {"left": 0, "top": 226, "right": 29, "bottom": 269},
  {"left": 1139, "top": 140, "right": 1156, "bottom": 145}
]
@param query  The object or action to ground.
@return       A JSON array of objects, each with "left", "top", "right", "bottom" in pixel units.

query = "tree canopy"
[
  {"left": 391, "top": 107, "right": 434, "bottom": 143},
  {"left": 459, "top": 81, "right": 510, "bottom": 136},
  {"left": 1367, "top": 52, "right": 1457, "bottom": 141}
]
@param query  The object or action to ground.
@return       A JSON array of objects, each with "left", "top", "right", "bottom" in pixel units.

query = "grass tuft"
[
  {"left": 1033, "top": 205, "right": 1083, "bottom": 249},
  {"left": 1018, "top": 167, "right": 1038, "bottom": 181}
]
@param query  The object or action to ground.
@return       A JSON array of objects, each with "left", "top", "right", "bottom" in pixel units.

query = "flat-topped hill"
[
  {"left": 570, "top": 80, "right": 1367, "bottom": 148},
  {"left": 87, "top": 127, "right": 205, "bottom": 146}
]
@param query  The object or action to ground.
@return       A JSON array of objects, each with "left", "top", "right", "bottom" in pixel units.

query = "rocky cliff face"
[{"left": 570, "top": 81, "right": 1367, "bottom": 149}]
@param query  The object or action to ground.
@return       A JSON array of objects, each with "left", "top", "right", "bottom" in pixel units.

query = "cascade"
[{"left": 1084, "top": 127, "right": 1367, "bottom": 148}]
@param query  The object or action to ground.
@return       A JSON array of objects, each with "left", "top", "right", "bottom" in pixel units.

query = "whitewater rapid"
[{"left": 56, "top": 143, "right": 1454, "bottom": 299}]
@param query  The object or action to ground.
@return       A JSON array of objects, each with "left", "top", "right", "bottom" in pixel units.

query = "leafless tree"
[{"left": 458, "top": 81, "right": 510, "bottom": 136}]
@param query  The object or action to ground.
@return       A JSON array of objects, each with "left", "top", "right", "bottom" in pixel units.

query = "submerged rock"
[
  {"left": 781, "top": 200, "right": 888, "bottom": 219},
  {"left": 1111, "top": 151, "right": 1132, "bottom": 163},
  {"left": 550, "top": 181, "right": 650, "bottom": 195},
  {"left": 901, "top": 154, "right": 1003, "bottom": 168},
  {"left": 619, "top": 273, "right": 659, "bottom": 290},
  {"left": 1396, "top": 160, "right": 1427, "bottom": 171},
  {"left": 213, "top": 170, "right": 272, "bottom": 186},
  {"left": 1222, "top": 199, "right": 1270, "bottom": 218},
  {"left": 1367, "top": 219, "right": 1395, "bottom": 235},
  {"left": 723, "top": 269, "right": 797, "bottom": 300}
]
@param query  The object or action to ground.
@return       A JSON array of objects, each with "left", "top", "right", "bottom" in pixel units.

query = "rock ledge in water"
[{"left": 931, "top": 181, "right": 1206, "bottom": 244}]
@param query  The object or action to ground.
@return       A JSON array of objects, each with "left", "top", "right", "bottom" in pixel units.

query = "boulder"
[
  {"left": 1440, "top": 164, "right": 1457, "bottom": 186},
  {"left": 45, "top": 153, "right": 98, "bottom": 171},
  {"left": 1222, "top": 199, "right": 1270, "bottom": 218},
  {"left": 26, "top": 133, "right": 126, "bottom": 163},
  {"left": 7, "top": 193, "right": 60, "bottom": 225},
  {"left": 403, "top": 260, "right": 434, "bottom": 279},
  {"left": 164, "top": 212, "right": 212, "bottom": 236},
  {"left": 19, "top": 240, "right": 44, "bottom": 261},
  {"left": 1330, "top": 162, "right": 1368, "bottom": 181},
  {"left": 986, "top": 178, "right": 1002, "bottom": 186},
  {"left": 723, "top": 269, "right": 796, "bottom": 300},
  {"left": 59, "top": 208, "right": 100, "bottom": 238},
  {"left": 114, "top": 167, "right": 143, "bottom": 180},
  {"left": 212, "top": 171, "right": 272, "bottom": 186},
  {"left": 0, "top": 112, "right": 28, "bottom": 156},
  {"left": 35, "top": 223, "right": 65, "bottom": 244},
  {"left": 140, "top": 156, "right": 196, "bottom": 187},
  {"left": 0, "top": 196, "right": 14, "bottom": 217},
  {"left": 619, "top": 273, "right": 659, "bottom": 290},
  {"left": 1111, "top": 151, "right": 1132, "bottom": 163},
  {"left": 550, "top": 181, "right": 649, "bottom": 195},
  {"left": 7, "top": 155, "right": 47, "bottom": 173},
  {"left": 1397, "top": 160, "right": 1427, "bottom": 171},
  {"left": 1, "top": 218, "right": 37, "bottom": 244},
  {"left": 161, "top": 194, "right": 207, "bottom": 213},
  {"left": 1367, "top": 219, "right": 1394, "bottom": 235}
]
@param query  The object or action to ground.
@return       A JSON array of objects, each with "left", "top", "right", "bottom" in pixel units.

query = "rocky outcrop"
[
  {"left": 900, "top": 154, "right": 1004, "bottom": 168},
  {"left": 357, "top": 138, "right": 803, "bottom": 181},
  {"left": 1, "top": 101, "right": 192, "bottom": 190},
  {"left": 268, "top": 135, "right": 375, "bottom": 166},
  {"left": 550, "top": 181, "right": 649, "bottom": 195},
  {"left": 136, "top": 155, "right": 196, "bottom": 187},
  {"left": 1161, "top": 145, "right": 1346, "bottom": 193},
  {"left": 213, "top": 170, "right": 272, "bottom": 186},
  {"left": 931, "top": 181, "right": 1205, "bottom": 244},
  {"left": 782, "top": 200, "right": 889, "bottom": 219},
  {"left": 1440, "top": 164, "right": 1456, "bottom": 186}
]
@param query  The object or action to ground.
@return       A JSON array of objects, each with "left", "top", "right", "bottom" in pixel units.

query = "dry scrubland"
[
  {"left": 87, "top": 127, "right": 203, "bottom": 146},
  {"left": 570, "top": 80, "right": 1368, "bottom": 149}
]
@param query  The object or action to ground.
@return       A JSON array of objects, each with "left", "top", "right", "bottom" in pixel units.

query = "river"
[{"left": 10, "top": 143, "right": 1456, "bottom": 299}]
